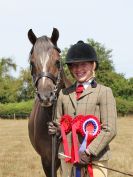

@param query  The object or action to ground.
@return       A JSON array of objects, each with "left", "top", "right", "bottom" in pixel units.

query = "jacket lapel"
[
  {"left": 81, "top": 84, "right": 94, "bottom": 98},
  {"left": 64, "top": 83, "right": 97, "bottom": 110},
  {"left": 68, "top": 83, "right": 77, "bottom": 110}
]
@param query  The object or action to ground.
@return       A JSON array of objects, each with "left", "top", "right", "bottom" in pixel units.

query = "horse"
[{"left": 27, "top": 28, "right": 70, "bottom": 177}]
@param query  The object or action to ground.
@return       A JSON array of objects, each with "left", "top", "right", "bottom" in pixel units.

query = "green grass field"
[{"left": 0, "top": 118, "right": 133, "bottom": 177}]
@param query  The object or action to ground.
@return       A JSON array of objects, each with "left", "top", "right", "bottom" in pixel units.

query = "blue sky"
[{"left": 0, "top": 0, "right": 133, "bottom": 78}]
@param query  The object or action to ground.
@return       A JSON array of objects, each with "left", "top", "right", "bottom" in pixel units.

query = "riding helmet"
[{"left": 65, "top": 41, "right": 98, "bottom": 69}]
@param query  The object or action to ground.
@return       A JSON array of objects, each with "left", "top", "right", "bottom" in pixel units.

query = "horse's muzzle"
[{"left": 37, "top": 91, "right": 57, "bottom": 107}]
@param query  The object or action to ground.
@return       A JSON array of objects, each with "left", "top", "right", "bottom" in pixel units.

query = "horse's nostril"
[{"left": 50, "top": 92, "right": 54, "bottom": 96}]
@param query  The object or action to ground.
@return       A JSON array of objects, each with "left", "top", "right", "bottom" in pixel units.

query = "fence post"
[{"left": 13, "top": 113, "right": 16, "bottom": 120}]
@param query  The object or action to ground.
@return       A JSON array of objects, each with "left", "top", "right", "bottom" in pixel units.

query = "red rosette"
[
  {"left": 71, "top": 115, "right": 84, "bottom": 163},
  {"left": 79, "top": 115, "right": 101, "bottom": 139},
  {"left": 60, "top": 114, "right": 73, "bottom": 162},
  {"left": 60, "top": 114, "right": 72, "bottom": 133},
  {"left": 71, "top": 115, "right": 84, "bottom": 132}
]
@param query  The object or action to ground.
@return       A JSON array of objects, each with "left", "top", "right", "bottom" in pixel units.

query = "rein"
[{"left": 51, "top": 59, "right": 62, "bottom": 177}]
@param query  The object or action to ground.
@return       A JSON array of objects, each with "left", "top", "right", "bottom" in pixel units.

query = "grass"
[
  {"left": 0, "top": 119, "right": 44, "bottom": 177},
  {"left": 0, "top": 117, "right": 133, "bottom": 177},
  {"left": 108, "top": 116, "right": 133, "bottom": 177}
]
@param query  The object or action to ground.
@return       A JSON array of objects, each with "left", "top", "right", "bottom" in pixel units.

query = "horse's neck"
[{"left": 34, "top": 98, "right": 53, "bottom": 122}]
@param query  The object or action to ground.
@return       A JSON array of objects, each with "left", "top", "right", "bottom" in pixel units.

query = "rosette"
[
  {"left": 60, "top": 114, "right": 72, "bottom": 133},
  {"left": 60, "top": 114, "right": 101, "bottom": 177},
  {"left": 71, "top": 115, "right": 84, "bottom": 163},
  {"left": 60, "top": 114, "right": 72, "bottom": 162},
  {"left": 79, "top": 114, "right": 101, "bottom": 144},
  {"left": 78, "top": 115, "right": 101, "bottom": 177}
]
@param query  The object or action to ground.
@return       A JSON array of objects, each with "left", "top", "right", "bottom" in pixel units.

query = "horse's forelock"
[{"left": 34, "top": 36, "right": 53, "bottom": 53}]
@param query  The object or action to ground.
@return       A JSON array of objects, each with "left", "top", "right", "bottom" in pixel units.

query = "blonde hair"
[{"left": 92, "top": 62, "right": 96, "bottom": 78}]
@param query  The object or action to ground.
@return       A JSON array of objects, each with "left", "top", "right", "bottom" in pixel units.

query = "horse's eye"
[
  {"left": 30, "top": 61, "right": 34, "bottom": 68},
  {"left": 30, "top": 47, "right": 33, "bottom": 55},
  {"left": 55, "top": 60, "right": 60, "bottom": 69}
]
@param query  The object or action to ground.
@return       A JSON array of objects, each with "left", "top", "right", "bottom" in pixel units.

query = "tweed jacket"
[{"left": 56, "top": 82, "right": 117, "bottom": 161}]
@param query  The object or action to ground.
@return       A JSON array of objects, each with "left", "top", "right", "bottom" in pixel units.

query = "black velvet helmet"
[{"left": 66, "top": 41, "right": 98, "bottom": 69}]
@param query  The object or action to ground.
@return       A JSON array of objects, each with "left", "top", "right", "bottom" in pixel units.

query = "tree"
[
  {"left": 61, "top": 48, "right": 74, "bottom": 82},
  {"left": 0, "top": 58, "right": 18, "bottom": 103},
  {"left": 87, "top": 39, "right": 114, "bottom": 72},
  {"left": 0, "top": 57, "right": 16, "bottom": 78},
  {"left": 17, "top": 67, "right": 34, "bottom": 101}
]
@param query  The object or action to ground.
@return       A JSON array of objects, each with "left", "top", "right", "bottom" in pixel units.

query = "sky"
[{"left": 0, "top": 0, "right": 133, "bottom": 78}]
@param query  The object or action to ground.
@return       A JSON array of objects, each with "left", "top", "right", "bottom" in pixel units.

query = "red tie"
[{"left": 76, "top": 84, "right": 84, "bottom": 100}]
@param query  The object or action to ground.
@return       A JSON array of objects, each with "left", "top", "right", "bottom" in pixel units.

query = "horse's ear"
[
  {"left": 50, "top": 28, "right": 59, "bottom": 46},
  {"left": 28, "top": 29, "right": 37, "bottom": 45}
]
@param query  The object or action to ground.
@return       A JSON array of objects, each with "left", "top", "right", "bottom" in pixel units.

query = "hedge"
[
  {"left": 116, "top": 97, "right": 133, "bottom": 116},
  {"left": 0, "top": 100, "right": 34, "bottom": 119},
  {"left": 0, "top": 98, "right": 133, "bottom": 119}
]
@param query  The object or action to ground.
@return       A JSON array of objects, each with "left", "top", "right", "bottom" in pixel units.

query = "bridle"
[
  {"left": 33, "top": 72, "right": 58, "bottom": 87},
  {"left": 30, "top": 45, "right": 62, "bottom": 102}
]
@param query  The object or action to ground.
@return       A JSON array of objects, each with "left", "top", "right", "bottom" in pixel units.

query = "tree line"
[{"left": 0, "top": 39, "right": 133, "bottom": 117}]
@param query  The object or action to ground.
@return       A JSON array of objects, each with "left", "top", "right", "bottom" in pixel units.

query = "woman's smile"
[{"left": 69, "top": 62, "right": 94, "bottom": 83}]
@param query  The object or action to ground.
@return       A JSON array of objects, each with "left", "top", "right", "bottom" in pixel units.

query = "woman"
[{"left": 48, "top": 41, "right": 117, "bottom": 177}]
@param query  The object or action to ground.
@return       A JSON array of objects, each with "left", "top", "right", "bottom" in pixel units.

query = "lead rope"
[
  {"left": 91, "top": 163, "right": 133, "bottom": 176},
  {"left": 51, "top": 99, "right": 57, "bottom": 177},
  {"left": 51, "top": 61, "right": 62, "bottom": 177}
]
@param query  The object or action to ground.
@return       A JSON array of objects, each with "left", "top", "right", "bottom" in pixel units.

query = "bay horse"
[{"left": 27, "top": 28, "right": 70, "bottom": 177}]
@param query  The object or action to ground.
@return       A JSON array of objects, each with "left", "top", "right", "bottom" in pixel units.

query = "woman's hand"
[
  {"left": 47, "top": 121, "right": 61, "bottom": 137},
  {"left": 75, "top": 151, "right": 91, "bottom": 167}
]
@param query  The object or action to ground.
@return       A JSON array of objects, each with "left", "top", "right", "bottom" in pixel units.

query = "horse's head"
[{"left": 28, "top": 28, "right": 62, "bottom": 107}]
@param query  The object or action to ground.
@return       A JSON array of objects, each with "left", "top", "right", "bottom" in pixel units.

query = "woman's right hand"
[{"left": 47, "top": 121, "right": 61, "bottom": 137}]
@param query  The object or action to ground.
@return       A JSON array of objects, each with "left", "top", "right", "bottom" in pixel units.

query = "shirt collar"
[{"left": 77, "top": 79, "right": 93, "bottom": 90}]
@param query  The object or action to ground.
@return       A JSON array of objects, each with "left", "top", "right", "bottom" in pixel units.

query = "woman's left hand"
[{"left": 78, "top": 151, "right": 91, "bottom": 166}]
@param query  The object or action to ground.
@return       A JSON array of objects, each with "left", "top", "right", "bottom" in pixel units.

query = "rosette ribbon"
[
  {"left": 71, "top": 115, "right": 84, "bottom": 163},
  {"left": 78, "top": 115, "right": 101, "bottom": 177},
  {"left": 71, "top": 115, "right": 84, "bottom": 177},
  {"left": 60, "top": 114, "right": 72, "bottom": 162}
]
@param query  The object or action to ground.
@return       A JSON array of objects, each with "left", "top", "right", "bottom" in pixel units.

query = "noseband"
[{"left": 33, "top": 72, "right": 58, "bottom": 87}]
